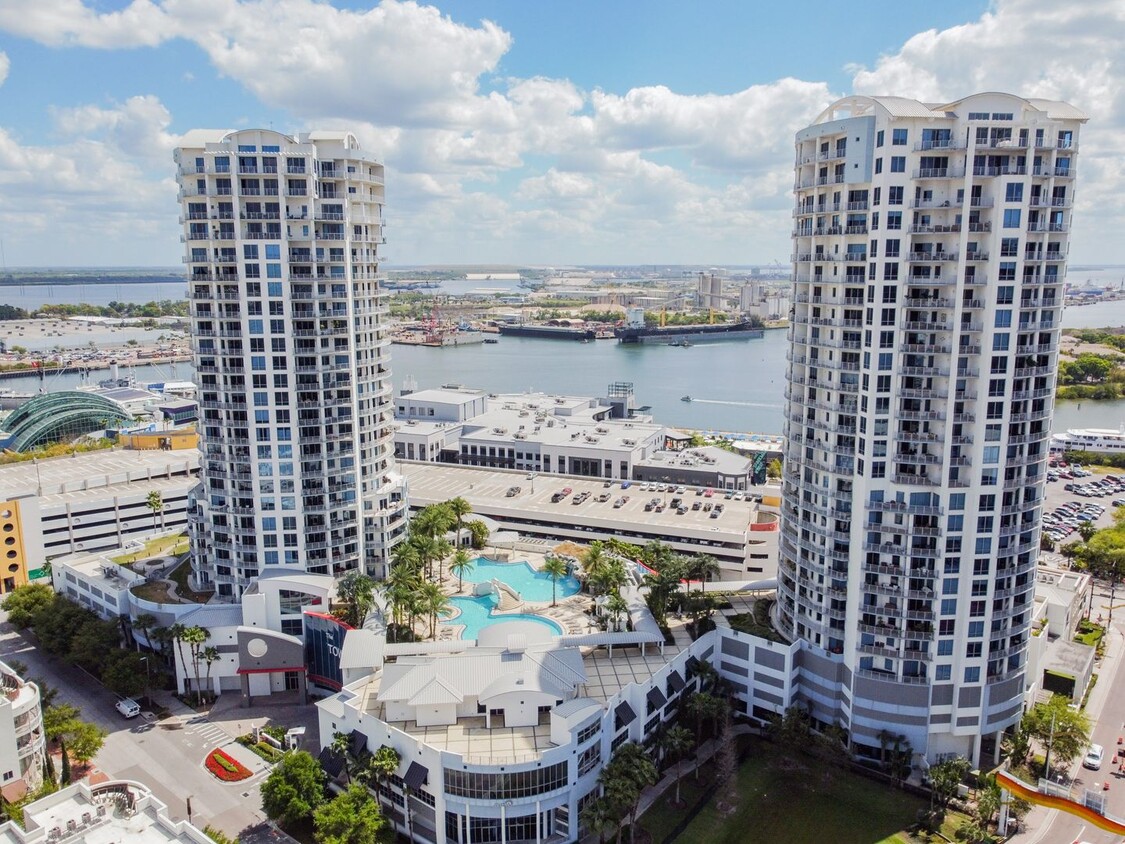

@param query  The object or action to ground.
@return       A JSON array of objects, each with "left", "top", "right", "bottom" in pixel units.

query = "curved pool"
[
  {"left": 460, "top": 557, "right": 581, "bottom": 602},
  {"left": 447, "top": 594, "right": 564, "bottom": 640}
]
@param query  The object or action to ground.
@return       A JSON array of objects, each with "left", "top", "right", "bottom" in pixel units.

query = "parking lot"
[{"left": 1041, "top": 460, "right": 1125, "bottom": 546}]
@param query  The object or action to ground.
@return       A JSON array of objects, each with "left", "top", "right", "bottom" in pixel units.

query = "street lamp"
[{"left": 139, "top": 656, "right": 151, "bottom": 708}]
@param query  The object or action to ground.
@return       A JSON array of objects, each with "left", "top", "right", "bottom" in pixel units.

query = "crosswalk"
[{"left": 181, "top": 715, "right": 232, "bottom": 748}]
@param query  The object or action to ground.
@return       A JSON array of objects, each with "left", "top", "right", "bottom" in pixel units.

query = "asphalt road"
[
  {"left": 1019, "top": 577, "right": 1125, "bottom": 844},
  {"left": 0, "top": 622, "right": 270, "bottom": 837}
]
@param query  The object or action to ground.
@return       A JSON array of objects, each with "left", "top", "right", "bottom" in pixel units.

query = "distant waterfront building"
[
  {"left": 781, "top": 93, "right": 1086, "bottom": 765},
  {"left": 174, "top": 129, "right": 407, "bottom": 597}
]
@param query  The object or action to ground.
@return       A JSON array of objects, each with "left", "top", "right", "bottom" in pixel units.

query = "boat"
[
  {"left": 1051, "top": 428, "right": 1125, "bottom": 454},
  {"left": 681, "top": 396, "right": 692, "bottom": 402},
  {"left": 497, "top": 324, "right": 596, "bottom": 341},
  {"left": 614, "top": 307, "right": 764, "bottom": 345}
]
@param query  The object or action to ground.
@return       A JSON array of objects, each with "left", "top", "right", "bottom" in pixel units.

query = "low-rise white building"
[
  {"left": 0, "top": 661, "right": 45, "bottom": 803},
  {"left": 391, "top": 386, "right": 765, "bottom": 487},
  {"left": 0, "top": 779, "right": 213, "bottom": 843},
  {"left": 318, "top": 613, "right": 795, "bottom": 844}
]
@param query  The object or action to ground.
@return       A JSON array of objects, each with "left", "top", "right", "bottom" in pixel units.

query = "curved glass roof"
[{"left": 2, "top": 391, "right": 132, "bottom": 452}]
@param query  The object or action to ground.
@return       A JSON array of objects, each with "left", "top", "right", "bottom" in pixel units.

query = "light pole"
[{"left": 139, "top": 656, "right": 151, "bottom": 708}]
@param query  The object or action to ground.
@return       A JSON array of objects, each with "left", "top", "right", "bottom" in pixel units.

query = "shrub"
[{"left": 206, "top": 749, "right": 252, "bottom": 782}]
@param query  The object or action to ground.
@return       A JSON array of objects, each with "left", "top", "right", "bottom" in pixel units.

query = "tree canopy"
[
  {"left": 1, "top": 584, "right": 56, "bottom": 629},
  {"left": 312, "top": 783, "right": 384, "bottom": 844},
  {"left": 261, "top": 750, "right": 327, "bottom": 828}
]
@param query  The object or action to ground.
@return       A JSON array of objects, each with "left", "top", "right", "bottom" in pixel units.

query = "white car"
[
  {"left": 115, "top": 698, "right": 141, "bottom": 719},
  {"left": 1083, "top": 743, "right": 1104, "bottom": 770}
]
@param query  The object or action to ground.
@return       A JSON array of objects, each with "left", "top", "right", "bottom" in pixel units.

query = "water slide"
[
  {"left": 491, "top": 578, "right": 523, "bottom": 610},
  {"left": 996, "top": 768, "right": 1125, "bottom": 835}
]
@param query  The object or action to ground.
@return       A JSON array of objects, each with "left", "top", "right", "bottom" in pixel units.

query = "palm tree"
[
  {"left": 330, "top": 732, "right": 353, "bottom": 784},
  {"left": 146, "top": 490, "right": 164, "bottom": 531},
  {"left": 419, "top": 582, "right": 452, "bottom": 640},
  {"left": 603, "top": 743, "right": 657, "bottom": 844},
  {"left": 658, "top": 725, "right": 695, "bottom": 804},
  {"left": 447, "top": 496, "right": 472, "bottom": 548},
  {"left": 366, "top": 745, "right": 401, "bottom": 802},
  {"left": 542, "top": 556, "right": 569, "bottom": 607},
  {"left": 166, "top": 622, "right": 188, "bottom": 687},
  {"left": 385, "top": 562, "right": 421, "bottom": 641},
  {"left": 201, "top": 646, "right": 221, "bottom": 698},
  {"left": 605, "top": 593, "right": 629, "bottom": 631},
  {"left": 581, "top": 796, "right": 620, "bottom": 844},
  {"left": 177, "top": 625, "right": 210, "bottom": 706},
  {"left": 132, "top": 612, "right": 156, "bottom": 652},
  {"left": 449, "top": 549, "right": 474, "bottom": 593},
  {"left": 690, "top": 553, "right": 720, "bottom": 591}
]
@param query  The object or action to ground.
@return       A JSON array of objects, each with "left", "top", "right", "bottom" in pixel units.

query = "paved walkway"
[{"left": 580, "top": 725, "right": 760, "bottom": 844}]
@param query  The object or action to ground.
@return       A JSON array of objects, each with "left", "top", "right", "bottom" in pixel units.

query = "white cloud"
[
  {"left": 1, "top": 0, "right": 1124, "bottom": 263},
  {"left": 0, "top": 97, "right": 178, "bottom": 265},
  {"left": 847, "top": 0, "right": 1125, "bottom": 264},
  {"left": 0, "top": 51, "right": 8, "bottom": 87},
  {"left": 0, "top": 0, "right": 176, "bottom": 48}
]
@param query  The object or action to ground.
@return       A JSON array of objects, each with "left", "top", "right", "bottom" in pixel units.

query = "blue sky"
[{"left": 0, "top": 0, "right": 1121, "bottom": 267}]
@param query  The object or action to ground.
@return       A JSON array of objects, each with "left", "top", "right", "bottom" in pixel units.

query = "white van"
[{"left": 115, "top": 698, "right": 141, "bottom": 719}]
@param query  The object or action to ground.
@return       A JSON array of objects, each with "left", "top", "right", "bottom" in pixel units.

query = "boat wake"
[{"left": 689, "top": 399, "right": 783, "bottom": 409}]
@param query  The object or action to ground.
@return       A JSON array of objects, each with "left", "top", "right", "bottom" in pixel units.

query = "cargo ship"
[
  {"left": 613, "top": 307, "right": 764, "bottom": 345},
  {"left": 497, "top": 322, "right": 596, "bottom": 341}
]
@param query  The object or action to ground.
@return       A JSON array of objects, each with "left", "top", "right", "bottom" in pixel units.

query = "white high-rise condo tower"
[
  {"left": 174, "top": 130, "right": 407, "bottom": 598},
  {"left": 781, "top": 94, "right": 1086, "bottom": 765}
]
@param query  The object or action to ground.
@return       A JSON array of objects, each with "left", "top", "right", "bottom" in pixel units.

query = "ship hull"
[
  {"left": 497, "top": 325, "right": 596, "bottom": 341},
  {"left": 614, "top": 323, "right": 764, "bottom": 344}
]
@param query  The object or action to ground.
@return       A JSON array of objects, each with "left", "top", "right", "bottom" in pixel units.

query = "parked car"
[
  {"left": 115, "top": 698, "right": 141, "bottom": 719},
  {"left": 1084, "top": 744, "right": 1104, "bottom": 770}
]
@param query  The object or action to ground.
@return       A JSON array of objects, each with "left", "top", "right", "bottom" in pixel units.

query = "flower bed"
[{"left": 206, "top": 748, "right": 252, "bottom": 782}]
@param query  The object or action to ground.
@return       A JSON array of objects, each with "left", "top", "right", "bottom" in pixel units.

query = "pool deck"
[{"left": 365, "top": 585, "right": 769, "bottom": 763}]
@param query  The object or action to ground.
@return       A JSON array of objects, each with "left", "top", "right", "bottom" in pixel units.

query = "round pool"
[{"left": 447, "top": 594, "right": 564, "bottom": 640}]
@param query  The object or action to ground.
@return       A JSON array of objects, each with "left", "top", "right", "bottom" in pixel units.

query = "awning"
[
  {"left": 667, "top": 670, "right": 686, "bottom": 693},
  {"left": 318, "top": 747, "right": 345, "bottom": 778},
  {"left": 404, "top": 761, "right": 429, "bottom": 791},
  {"left": 615, "top": 701, "right": 637, "bottom": 728},
  {"left": 686, "top": 656, "right": 701, "bottom": 676},
  {"left": 349, "top": 730, "right": 369, "bottom": 758},
  {"left": 646, "top": 687, "right": 668, "bottom": 710}
]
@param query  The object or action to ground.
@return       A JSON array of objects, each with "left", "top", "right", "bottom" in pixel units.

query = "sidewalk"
[{"left": 1009, "top": 608, "right": 1125, "bottom": 843}]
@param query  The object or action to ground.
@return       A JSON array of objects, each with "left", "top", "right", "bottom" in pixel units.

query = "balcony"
[
  {"left": 912, "top": 167, "right": 966, "bottom": 179},
  {"left": 913, "top": 139, "right": 966, "bottom": 152},
  {"left": 906, "top": 252, "right": 957, "bottom": 263}
]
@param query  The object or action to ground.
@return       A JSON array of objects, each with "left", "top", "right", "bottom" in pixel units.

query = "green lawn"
[{"left": 640, "top": 737, "right": 927, "bottom": 844}]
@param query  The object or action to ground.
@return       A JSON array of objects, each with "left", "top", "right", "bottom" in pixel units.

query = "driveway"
[{"left": 0, "top": 622, "right": 286, "bottom": 838}]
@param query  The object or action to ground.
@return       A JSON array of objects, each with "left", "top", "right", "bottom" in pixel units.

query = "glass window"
[
  {"left": 244, "top": 245, "right": 259, "bottom": 259},
  {"left": 1005, "top": 183, "right": 1024, "bottom": 202},
  {"left": 267, "top": 264, "right": 282, "bottom": 278},
  {"left": 891, "top": 129, "right": 908, "bottom": 146},
  {"left": 876, "top": 130, "right": 884, "bottom": 147},
  {"left": 265, "top": 244, "right": 281, "bottom": 259},
  {"left": 936, "top": 665, "right": 952, "bottom": 681},
  {"left": 890, "top": 156, "right": 905, "bottom": 172},
  {"left": 965, "top": 666, "right": 981, "bottom": 683},
  {"left": 1003, "top": 209, "right": 1021, "bottom": 228}
]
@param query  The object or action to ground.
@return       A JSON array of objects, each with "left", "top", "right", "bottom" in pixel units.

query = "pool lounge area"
[{"left": 459, "top": 556, "right": 581, "bottom": 602}]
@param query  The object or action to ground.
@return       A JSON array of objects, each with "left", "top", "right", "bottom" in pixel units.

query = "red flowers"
[{"left": 206, "top": 748, "right": 252, "bottom": 782}]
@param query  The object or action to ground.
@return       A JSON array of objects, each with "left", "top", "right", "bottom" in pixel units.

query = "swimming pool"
[
  {"left": 447, "top": 595, "right": 564, "bottom": 640},
  {"left": 460, "top": 557, "right": 581, "bottom": 603}
]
